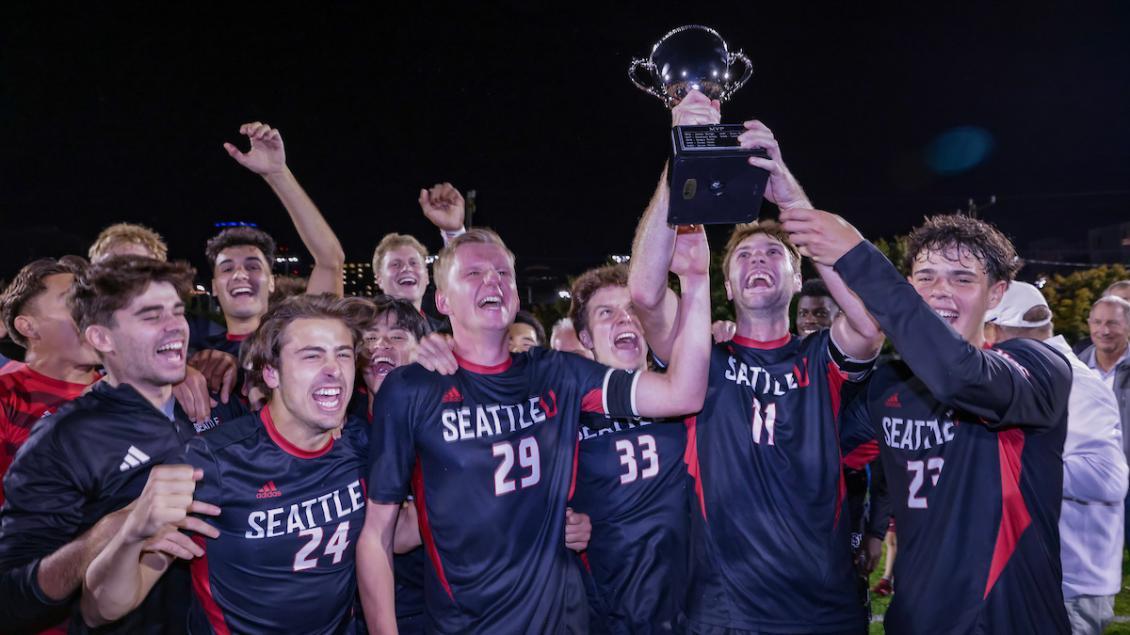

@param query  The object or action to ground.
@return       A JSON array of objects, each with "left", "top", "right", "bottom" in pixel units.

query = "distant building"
[
  {"left": 344, "top": 262, "right": 377, "bottom": 297},
  {"left": 1089, "top": 221, "right": 1130, "bottom": 264}
]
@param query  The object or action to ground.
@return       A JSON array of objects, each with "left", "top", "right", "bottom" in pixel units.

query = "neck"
[
  {"left": 451, "top": 326, "right": 510, "bottom": 367},
  {"left": 734, "top": 306, "right": 791, "bottom": 343},
  {"left": 1096, "top": 344, "right": 1127, "bottom": 372},
  {"left": 104, "top": 370, "right": 172, "bottom": 413},
  {"left": 225, "top": 314, "right": 261, "bottom": 336},
  {"left": 27, "top": 348, "right": 98, "bottom": 384},
  {"left": 269, "top": 398, "right": 335, "bottom": 452}
]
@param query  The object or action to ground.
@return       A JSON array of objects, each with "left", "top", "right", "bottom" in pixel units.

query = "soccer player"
[
  {"left": 0, "top": 258, "right": 101, "bottom": 503},
  {"left": 786, "top": 209, "right": 1073, "bottom": 633},
  {"left": 358, "top": 227, "right": 710, "bottom": 633},
  {"left": 507, "top": 309, "right": 545, "bottom": 353},
  {"left": 88, "top": 222, "right": 169, "bottom": 263},
  {"left": 566, "top": 263, "right": 690, "bottom": 632},
  {"left": 796, "top": 277, "right": 841, "bottom": 337},
  {"left": 629, "top": 90, "right": 884, "bottom": 634},
  {"left": 191, "top": 122, "right": 346, "bottom": 357},
  {"left": 984, "top": 281, "right": 1127, "bottom": 633},
  {"left": 0, "top": 256, "right": 199, "bottom": 633},
  {"left": 82, "top": 294, "right": 372, "bottom": 633}
]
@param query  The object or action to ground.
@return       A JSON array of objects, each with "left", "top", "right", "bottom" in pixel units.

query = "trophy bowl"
[{"left": 629, "top": 25, "right": 753, "bottom": 108}]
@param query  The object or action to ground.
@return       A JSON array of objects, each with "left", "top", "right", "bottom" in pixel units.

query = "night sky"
[{"left": 3, "top": 3, "right": 1129, "bottom": 284}]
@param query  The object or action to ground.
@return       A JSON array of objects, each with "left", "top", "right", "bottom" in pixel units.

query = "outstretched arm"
[{"left": 225, "top": 122, "right": 345, "bottom": 296}]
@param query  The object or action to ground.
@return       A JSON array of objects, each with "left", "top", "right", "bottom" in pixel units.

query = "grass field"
[{"left": 866, "top": 548, "right": 1130, "bottom": 633}]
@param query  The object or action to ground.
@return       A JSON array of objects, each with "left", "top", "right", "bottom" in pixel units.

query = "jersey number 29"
[{"left": 493, "top": 437, "right": 541, "bottom": 495}]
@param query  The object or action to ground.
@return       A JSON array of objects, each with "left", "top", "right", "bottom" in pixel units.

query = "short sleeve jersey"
[
  {"left": 570, "top": 410, "right": 690, "bottom": 632},
  {"left": 186, "top": 407, "right": 369, "bottom": 635},
  {"left": 684, "top": 330, "right": 871, "bottom": 633},
  {"left": 0, "top": 366, "right": 93, "bottom": 505},
  {"left": 367, "top": 347, "right": 639, "bottom": 634}
]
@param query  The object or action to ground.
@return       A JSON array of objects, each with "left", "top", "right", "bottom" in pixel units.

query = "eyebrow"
[
  {"left": 914, "top": 267, "right": 979, "bottom": 277},
  {"left": 132, "top": 301, "right": 184, "bottom": 316}
]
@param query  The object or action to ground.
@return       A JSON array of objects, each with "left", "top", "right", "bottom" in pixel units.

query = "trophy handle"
[
  {"left": 628, "top": 58, "right": 670, "bottom": 106},
  {"left": 721, "top": 51, "right": 754, "bottom": 102}
]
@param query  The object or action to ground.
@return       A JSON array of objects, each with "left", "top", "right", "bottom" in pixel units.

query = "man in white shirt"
[{"left": 985, "top": 282, "right": 1128, "bottom": 635}]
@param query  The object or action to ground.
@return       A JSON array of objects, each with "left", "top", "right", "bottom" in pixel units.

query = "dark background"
[{"left": 3, "top": 3, "right": 1128, "bottom": 284}]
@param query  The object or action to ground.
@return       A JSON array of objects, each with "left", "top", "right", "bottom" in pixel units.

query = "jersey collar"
[
  {"left": 261, "top": 405, "right": 335, "bottom": 459},
  {"left": 731, "top": 333, "right": 793, "bottom": 350}
]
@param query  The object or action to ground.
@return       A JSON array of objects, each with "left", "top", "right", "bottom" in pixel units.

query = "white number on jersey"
[
  {"left": 906, "top": 457, "right": 944, "bottom": 509},
  {"left": 492, "top": 436, "right": 541, "bottom": 495},
  {"left": 614, "top": 434, "right": 660, "bottom": 484},
  {"left": 751, "top": 399, "right": 777, "bottom": 446},
  {"left": 292, "top": 520, "right": 352, "bottom": 571}
]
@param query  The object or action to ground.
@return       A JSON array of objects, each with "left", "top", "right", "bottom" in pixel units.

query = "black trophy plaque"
[{"left": 667, "top": 124, "right": 769, "bottom": 225}]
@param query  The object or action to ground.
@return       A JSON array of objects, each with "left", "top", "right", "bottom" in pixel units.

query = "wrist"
[{"left": 261, "top": 165, "right": 293, "bottom": 183}]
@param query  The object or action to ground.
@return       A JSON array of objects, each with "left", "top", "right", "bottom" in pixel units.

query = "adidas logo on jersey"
[
  {"left": 257, "top": 481, "right": 283, "bottom": 499},
  {"left": 885, "top": 393, "right": 902, "bottom": 408},
  {"left": 118, "top": 445, "right": 151, "bottom": 472},
  {"left": 441, "top": 386, "right": 462, "bottom": 403}
]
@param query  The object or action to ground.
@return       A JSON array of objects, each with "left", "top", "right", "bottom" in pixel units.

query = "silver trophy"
[{"left": 628, "top": 25, "right": 753, "bottom": 107}]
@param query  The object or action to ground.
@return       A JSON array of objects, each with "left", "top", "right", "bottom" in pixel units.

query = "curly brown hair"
[
  {"left": 904, "top": 214, "right": 1020, "bottom": 283},
  {"left": 69, "top": 256, "right": 196, "bottom": 332}
]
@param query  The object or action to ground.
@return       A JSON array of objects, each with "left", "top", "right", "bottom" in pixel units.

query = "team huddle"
[{"left": 0, "top": 90, "right": 1123, "bottom": 635}]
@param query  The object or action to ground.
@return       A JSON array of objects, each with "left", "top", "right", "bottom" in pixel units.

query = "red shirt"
[{"left": 0, "top": 365, "right": 94, "bottom": 505}]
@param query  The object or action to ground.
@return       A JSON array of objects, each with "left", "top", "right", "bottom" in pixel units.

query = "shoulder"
[
  {"left": 191, "top": 411, "right": 263, "bottom": 454},
  {"left": 992, "top": 338, "right": 1071, "bottom": 381}
]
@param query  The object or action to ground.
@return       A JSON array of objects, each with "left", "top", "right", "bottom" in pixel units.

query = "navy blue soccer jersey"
[
  {"left": 368, "top": 347, "right": 639, "bottom": 634},
  {"left": 684, "top": 329, "right": 874, "bottom": 633},
  {"left": 835, "top": 241, "right": 1071, "bottom": 634},
  {"left": 186, "top": 407, "right": 369, "bottom": 635},
  {"left": 570, "top": 411, "right": 689, "bottom": 633}
]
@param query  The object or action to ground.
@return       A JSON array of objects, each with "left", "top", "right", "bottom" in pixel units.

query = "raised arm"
[
  {"left": 81, "top": 465, "right": 219, "bottom": 627},
  {"left": 358, "top": 503, "right": 401, "bottom": 634},
  {"left": 633, "top": 227, "right": 712, "bottom": 417},
  {"left": 628, "top": 91, "right": 720, "bottom": 361},
  {"left": 419, "top": 182, "right": 466, "bottom": 246},
  {"left": 224, "top": 122, "right": 345, "bottom": 295}
]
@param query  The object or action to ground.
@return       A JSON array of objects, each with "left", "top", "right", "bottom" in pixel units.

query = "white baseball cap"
[{"left": 985, "top": 281, "right": 1052, "bottom": 327}]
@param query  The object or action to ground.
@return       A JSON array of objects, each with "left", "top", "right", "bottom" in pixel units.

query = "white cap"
[{"left": 985, "top": 281, "right": 1052, "bottom": 327}]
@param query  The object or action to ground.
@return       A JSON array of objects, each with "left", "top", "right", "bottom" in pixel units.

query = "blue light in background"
[{"left": 925, "top": 126, "right": 994, "bottom": 175}]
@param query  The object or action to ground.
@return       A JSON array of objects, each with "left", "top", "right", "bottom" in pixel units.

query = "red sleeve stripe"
[
  {"left": 683, "top": 416, "right": 707, "bottom": 519},
  {"left": 412, "top": 457, "right": 454, "bottom": 602},
  {"left": 842, "top": 440, "right": 879, "bottom": 471},
  {"left": 190, "top": 535, "right": 231, "bottom": 635},
  {"left": 581, "top": 388, "right": 604, "bottom": 414},
  {"left": 983, "top": 428, "right": 1031, "bottom": 599}
]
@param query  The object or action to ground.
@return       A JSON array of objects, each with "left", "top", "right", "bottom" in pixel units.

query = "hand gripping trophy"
[{"left": 630, "top": 25, "right": 769, "bottom": 225}]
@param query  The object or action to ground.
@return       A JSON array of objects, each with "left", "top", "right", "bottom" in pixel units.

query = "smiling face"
[
  {"left": 579, "top": 285, "right": 648, "bottom": 371},
  {"left": 376, "top": 245, "right": 429, "bottom": 306},
  {"left": 1088, "top": 301, "right": 1129, "bottom": 358},
  {"left": 724, "top": 233, "right": 802, "bottom": 316},
  {"left": 796, "top": 295, "right": 839, "bottom": 337},
  {"left": 361, "top": 311, "right": 419, "bottom": 394},
  {"left": 265, "top": 317, "right": 356, "bottom": 434},
  {"left": 909, "top": 245, "right": 1006, "bottom": 345},
  {"left": 89, "top": 280, "right": 190, "bottom": 390},
  {"left": 212, "top": 245, "right": 275, "bottom": 322},
  {"left": 507, "top": 323, "right": 539, "bottom": 353},
  {"left": 435, "top": 242, "right": 519, "bottom": 336}
]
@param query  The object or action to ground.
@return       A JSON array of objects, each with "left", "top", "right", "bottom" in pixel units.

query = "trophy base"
[{"left": 667, "top": 124, "right": 769, "bottom": 226}]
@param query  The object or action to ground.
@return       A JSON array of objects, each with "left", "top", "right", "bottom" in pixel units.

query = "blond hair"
[
  {"left": 88, "top": 223, "right": 168, "bottom": 263},
  {"left": 433, "top": 228, "right": 515, "bottom": 291}
]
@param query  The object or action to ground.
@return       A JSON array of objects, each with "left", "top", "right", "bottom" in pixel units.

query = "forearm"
[
  {"left": 392, "top": 505, "right": 422, "bottom": 555},
  {"left": 81, "top": 530, "right": 169, "bottom": 626},
  {"left": 628, "top": 170, "right": 679, "bottom": 358},
  {"left": 1064, "top": 452, "right": 1129, "bottom": 503},
  {"left": 0, "top": 559, "right": 72, "bottom": 631},
  {"left": 358, "top": 509, "right": 400, "bottom": 635},
  {"left": 866, "top": 461, "right": 890, "bottom": 539},
  {"left": 639, "top": 272, "right": 711, "bottom": 417},
  {"left": 263, "top": 167, "right": 345, "bottom": 294},
  {"left": 37, "top": 509, "right": 127, "bottom": 601},
  {"left": 815, "top": 262, "right": 882, "bottom": 359}
]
